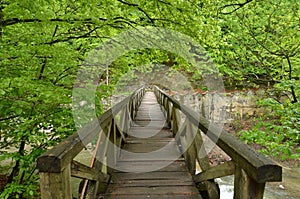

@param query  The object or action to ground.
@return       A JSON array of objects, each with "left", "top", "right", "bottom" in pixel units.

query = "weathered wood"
[
  {"left": 193, "top": 131, "right": 220, "bottom": 199},
  {"left": 37, "top": 88, "right": 145, "bottom": 173},
  {"left": 104, "top": 195, "right": 201, "bottom": 199},
  {"left": 109, "top": 179, "right": 195, "bottom": 187},
  {"left": 234, "top": 166, "right": 265, "bottom": 199},
  {"left": 105, "top": 91, "right": 202, "bottom": 198},
  {"left": 71, "top": 160, "right": 107, "bottom": 181},
  {"left": 175, "top": 118, "right": 187, "bottom": 143},
  {"left": 115, "top": 160, "right": 188, "bottom": 172},
  {"left": 154, "top": 86, "right": 282, "bottom": 183},
  {"left": 38, "top": 87, "right": 145, "bottom": 199},
  {"left": 80, "top": 129, "right": 104, "bottom": 199},
  {"left": 171, "top": 107, "right": 181, "bottom": 136},
  {"left": 184, "top": 121, "right": 197, "bottom": 175},
  {"left": 105, "top": 186, "right": 201, "bottom": 196},
  {"left": 84, "top": 160, "right": 102, "bottom": 198},
  {"left": 112, "top": 171, "right": 194, "bottom": 181},
  {"left": 37, "top": 121, "right": 95, "bottom": 173},
  {"left": 39, "top": 165, "right": 72, "bottom": 199},
  {"left": 194, "top": 161, "right": 235, "bottom": 183}
]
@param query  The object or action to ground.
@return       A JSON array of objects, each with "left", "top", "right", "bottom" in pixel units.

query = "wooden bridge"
[{"left": 37, "top": 86, "right": 282, "bottom": 199}]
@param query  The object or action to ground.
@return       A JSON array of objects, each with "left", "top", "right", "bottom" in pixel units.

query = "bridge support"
[
  {"left": 234, "top": 166, "right": 265, "bottom": 199},
  {"left": 39, "top": 165, "right": 72, "bottom": 199}
]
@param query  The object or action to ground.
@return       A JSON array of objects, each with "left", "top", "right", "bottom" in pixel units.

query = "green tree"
[
  {"left": 0, "top": 0, "right": 221, "bottom": 197},
  {"left": 218, "top": 0, "right": 299, "bottom": 165}
]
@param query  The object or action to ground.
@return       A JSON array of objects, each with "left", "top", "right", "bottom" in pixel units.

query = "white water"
[{"left": 216, "top": 175, "right": 298, "bottom": 199}]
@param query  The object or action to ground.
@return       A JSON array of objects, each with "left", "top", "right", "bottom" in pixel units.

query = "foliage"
[
  {"left": 0, "top": 0, "right": 299, "bottom": 197},
  {"left": 0, "top": 181, "right": 38, "bottom": 199},
  {"left": 220, "top": 0, "right": 300, "bottom": 166},
  {"left": 238, "top": 98, "right": 300, "bottom": 166}
]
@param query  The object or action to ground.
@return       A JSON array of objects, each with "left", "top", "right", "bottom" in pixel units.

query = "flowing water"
[{"left": 216, "top": 167, "right": 300, "bottom": 199}]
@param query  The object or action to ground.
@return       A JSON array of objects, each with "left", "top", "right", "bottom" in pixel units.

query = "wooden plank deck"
[{"left": 102, "top": 92, "right": 201, "bottom": 198}]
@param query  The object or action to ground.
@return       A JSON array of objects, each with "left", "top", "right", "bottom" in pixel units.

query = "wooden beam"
[
  {"left": 175, "top": 119, "right": 187, "bottom": 143},
  {"left": 184, "top": 121, "right": 197, "bottom": 175},
  {"left": 194, "top": 161, "right": 235, "bottom": 183},
  {"left": 193, "top": 130, "right": 220, "bottom": 199},
  {"left": 39, "top": 165, "right": 72, "bottom": 199},
  {"left": 171, "top": 107, "right": 180, "bottom": 136},
  {"left": 234, "top": 166, "right": 265, "bottom": 199},
  {"left": 71, "top": 160, "right": 108, "bottom": 181}
]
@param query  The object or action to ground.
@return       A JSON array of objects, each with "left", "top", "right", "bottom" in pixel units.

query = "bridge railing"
[
  {"left": 37, "top": 87, "right": 145, "bottom": 199},
  {"left": 153, "top": 86, "right": 282, "bottom": 199}
]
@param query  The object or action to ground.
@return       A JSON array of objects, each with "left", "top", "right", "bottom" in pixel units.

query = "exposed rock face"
[{"left": 172, "top": 90, "right": 266, "bottom": 123}]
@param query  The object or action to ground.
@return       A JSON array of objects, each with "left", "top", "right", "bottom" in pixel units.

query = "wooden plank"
[
  {"left": 127, "top": 130, "right": 171, "bottom": 139},
  {"left": 118, "top": 148, "right": 181, "bottom": 161},
  {"left": 111, "top": 171, "right": 192, "bottom": 181},
  {"left": 39, "top": 165, "right": 72, "bottom": 199},
  {"left": 131, "top": 120, "right": 168, "bottom": 128},
  {"left": 122, "top": 141, "right": 177, "bottom": 153},
  {"left": 184, "top": 121, "right": 197, "bottom": 174},
  {"left": 171, "top": 107, "right": 181, "bottom": 136},
  {"left": 37, "top": 124, "right": 93, "bottom": 172},
  {"left": 103, "top": 195, "right": 202, "bottom": 199},
  {"left": 125, "top": 138, "right": 174, "bottom": 144},
  {"left": 115, "top": 160, "right": 188, "bottom": 172},
  {"left": 105, "top": 186, "right": 200, "bottom": 195},
  {"left": 110, "top": 180, "right": 195, "bottom": 187},
  {"left": 71, "top": 160, "right": 107, "bottom": 181},
  {"left": 194, "top": 161, "right": 235, "bottom": 183},
  {"left": 103, "top": 91, "right": 202, "bottom": 198},
  {"left": 234, "top": 166, "right": 265, "bottom": 199}
]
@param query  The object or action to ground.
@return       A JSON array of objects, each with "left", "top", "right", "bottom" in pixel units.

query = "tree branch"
[
  {"left": 117, "top": 0, "right": 138, "bottom": 7},
  {"left": 45, "top": 27, "right": 99, "bottom": 45},
  {"left": 219, "top": 0, "right": 253, "bottom": 15},
  {"left": 117, "top": 0, "right": 154, "bottom": 24},
  {"left": 285, "top": 55, "right": 297, "bottom": 103},
  {"left": 237, "top": 14, "right": 285, "bottom": 57},
  {"left": 1, "top": 17, "right": 107, "bottom": 27}
]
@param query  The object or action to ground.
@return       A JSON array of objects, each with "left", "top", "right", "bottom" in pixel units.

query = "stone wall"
[{"left": 172, "top": 90, "right": 266, "bottom": 123}]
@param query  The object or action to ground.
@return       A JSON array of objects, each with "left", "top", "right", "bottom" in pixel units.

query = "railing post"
[
  {"left": 39, "top": 165, "right": 72, "bottom": 199},
  {"left": 171, "top": 107, "right": 180, "bottom": 136},
  {"left": 234, "top": 166, "right": 265, "bottom": 199},
  {"left": 183, "top": 120, "right": 197, "bottom": 175}
]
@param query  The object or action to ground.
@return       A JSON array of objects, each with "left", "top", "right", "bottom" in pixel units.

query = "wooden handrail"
[
  {"left": 37, "top": 86, "right": 145, "bottom": 199},
  {"left": 153, "top": 85, "right": 282, "bottom": 199}
]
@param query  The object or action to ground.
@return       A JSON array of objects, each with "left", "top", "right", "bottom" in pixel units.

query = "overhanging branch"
[
  {"left": 1, "top": 17, "right": 107, "bottom": 27},
  {"left": 219, "top": 0, "right": 253, "bottom": 15}
]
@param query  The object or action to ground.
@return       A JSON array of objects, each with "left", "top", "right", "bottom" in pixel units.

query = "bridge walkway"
[{"left": 103, "top": 91, "right": 201, "bottom": 198}]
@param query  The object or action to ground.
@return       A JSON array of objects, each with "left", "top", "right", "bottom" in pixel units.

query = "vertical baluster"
[
  {"left": 184, "top": 120, "right": 197, "bottom": 175},
  {"left": 193, "top": 129, "right": 220, "bottom": 199},
  {"left": 85, "top": 122, "right": 111, "bottom": 198},
  {"left": 234, "top": 166, "right": 265, "bottom": 199},
  {"left": 171, "top": 107, "right": 180, "bottom": 136}
]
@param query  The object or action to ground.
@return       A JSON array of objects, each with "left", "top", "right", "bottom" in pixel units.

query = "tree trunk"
[
  {"left": 286, "top": 56, "right": 297, "bottom": 103},
  {"left": 0, "top": 3, "right": 3, "bottom": 38},
  {"left": 7, "top": 139, "right": 26, "bottom": 183}
]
